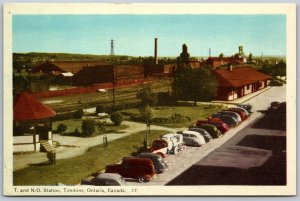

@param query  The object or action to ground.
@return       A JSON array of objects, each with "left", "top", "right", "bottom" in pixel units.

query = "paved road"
[{"left": 126, "top": 85, "right": 286, "bottom": 186}]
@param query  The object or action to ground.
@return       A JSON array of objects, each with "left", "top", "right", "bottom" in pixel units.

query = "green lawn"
[
  {"left": 122, "top": 104, "right": 224, "bottom": 128},
  {"left": 52, "top": 119, "right": 129, "bottom": 136},
  {"left": 13, "top": 130, "right": 170, "bottom": 185}
]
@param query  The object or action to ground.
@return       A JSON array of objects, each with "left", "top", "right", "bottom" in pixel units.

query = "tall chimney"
[{"left": 154, "top": 38, "right": 158, "bottom": 65}]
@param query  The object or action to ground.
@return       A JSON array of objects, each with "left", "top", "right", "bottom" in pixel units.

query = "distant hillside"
[{"left": 13, "top": 52, "right": 177, "bottom": 72}]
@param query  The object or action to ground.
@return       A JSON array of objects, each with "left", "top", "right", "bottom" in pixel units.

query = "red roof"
[
  {"left": 214, "top": 66, "right": 271, "bottom": 88},
  {"left": 14, "top": 92, "right": 56, "bottom": 120}
]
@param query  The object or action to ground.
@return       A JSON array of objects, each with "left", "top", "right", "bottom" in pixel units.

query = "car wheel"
[{"left": 138, "top": 175, "right": 149, "bottom": 183}]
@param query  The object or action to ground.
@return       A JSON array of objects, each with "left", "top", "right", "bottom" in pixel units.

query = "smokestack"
[
  {"left": 154, "top": 38, "right": 158, "bottom": 65},
  {"left": 209, "top": 48, "right": 211, "bottom": 57}
]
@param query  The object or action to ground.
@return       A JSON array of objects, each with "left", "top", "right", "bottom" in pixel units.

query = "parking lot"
[{"left": 125, "top": 85, "right": 286, "bottom": 186}]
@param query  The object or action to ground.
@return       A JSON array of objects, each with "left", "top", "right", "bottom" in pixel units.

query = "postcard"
[{"left": 3, "top": 3, "right": 296, "bottom": 196}]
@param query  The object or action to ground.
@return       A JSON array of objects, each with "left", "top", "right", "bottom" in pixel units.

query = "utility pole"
[
  {"left": 111, "top": 40, "right": 115, "bottom": 111},
  {"left": 111, "top": 39, "right": 116, "bottom": 111}
]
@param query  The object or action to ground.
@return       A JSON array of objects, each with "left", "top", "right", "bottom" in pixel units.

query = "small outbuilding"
[{"left": 13, "top": 92, "right": 56, "bottom": 152}]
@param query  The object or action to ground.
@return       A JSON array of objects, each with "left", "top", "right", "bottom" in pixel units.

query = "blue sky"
[{"left": 12, "top": 14, "right": 286, "bottom": 57}]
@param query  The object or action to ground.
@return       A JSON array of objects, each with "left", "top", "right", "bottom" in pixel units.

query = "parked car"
[
  {"left": 218, "top": 111, "right": 241, "bottom": 123},
  {"left": 271, "top": 101, "right": 281, "bottom": 109},
  {"left": 227, "top": 108, "right": 248, "bottom": 120},
  {"left": 81, "top": 173, "right": 126, "bottom": 186},
  {"left": 199, "top": 124, "right": 222, "bottom": 138},
  {"left": 105, "top": 158, "right": 155, "bottom": 183},
  {"left": 237, "top": 103, "right": 252, "bottom": 112},
  {"left": 161, "top": 133, "right": 185, "bottom": 155},
  {"left": 181, "top": 130, "right": 206, "bottom": 147},
  {"left": 196, "top": 119, "right": 229, "bottom": 134},
  {"left": 149, "top": 139, "right": 168, "bottom": 157},
  {"left": 210, "top": 114, "right": 238, "bottom": 127},
  {"left": 229, "top": 107, "right": 250, "bottom": 116},
  {"left": 223, "top": 110, "right": 243, "bottom": 122},
  {"left": 188, "top": 126, "right": 213, "bottom": 142},
  {"left": 138, "top": 153, "right": 168, "bottom": 174}
]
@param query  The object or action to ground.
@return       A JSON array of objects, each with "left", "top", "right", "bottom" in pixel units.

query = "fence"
[{"left": 31, "top": 79, "right": 147, "bottom": 99}]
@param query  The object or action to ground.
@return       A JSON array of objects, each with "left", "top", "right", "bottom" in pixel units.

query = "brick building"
[{"left": 214, "top": 66, "right": 271, "bottom": 101}]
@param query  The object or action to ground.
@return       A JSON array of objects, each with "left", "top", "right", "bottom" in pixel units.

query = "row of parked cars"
[
  {"left": 176, "top": 103, "right": 252, "bottom": 147},
  {"left": 81, "top": 103, "right": 252, "bottom": 186}
]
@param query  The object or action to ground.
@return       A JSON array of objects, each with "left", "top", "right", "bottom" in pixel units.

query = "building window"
[{"left": 246, "top": 85, "right": 250, "bottom": 90}]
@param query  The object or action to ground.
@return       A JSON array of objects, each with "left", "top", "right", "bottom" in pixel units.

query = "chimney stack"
[{"left": 154, "top": 38, "right": 158, "bottom": 65}]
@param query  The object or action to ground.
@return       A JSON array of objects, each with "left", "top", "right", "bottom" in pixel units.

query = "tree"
[
  {"left": 57, "top": 123, "right": 67, "bottom": 133},
  {"left": 219, "top": 53, "right": 224, "bottom": 58},
  {"left": 139, "top": 105, "right": 153, "bottom": 123},
  {"left": 136, "top": 85, "right": 158, "bottom": 107},
  {"left": 136, "top": 86, "right": 156, "bottom": 149},
  {"left": 110, "top": 112, "right": 124, "bottom": 126},
  {"left": 172, "top": 67, "right": 218, "bottom": 105},
  {"left": 139, "top": 105, "right": 153, "bottom": 149},
  {"left": 179, "top": 44, "right": 190, "bottom": 64},
  {"left": 248, "top": 52, "right": 253, "bottom": 62},
  {"left": 74, "top": 109, "right": 84, "bottom": 119},
  {"left": 81, "top": 119, "right": 96, "bottom": 136}
]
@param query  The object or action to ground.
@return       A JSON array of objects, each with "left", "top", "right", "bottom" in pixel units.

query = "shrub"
[
  {"left": 170, "top": 113, "right": 189, "bottom": 123},
  {"left": 57, "top": 123, "right": 67, "bottom": 133},
  {"left": 81, "top": 119, "right": 96, "bottom": 136},
  {"left": 74, "top": 109, "right": 84, "bottom": 119},
  {"left": 52, "top": 111, "right": 77, "bottom": 121},
  {"left": 74, "top": 128, "right": 81, "bottom": 137},
  {"left": 110, "top": 112, "right": 124, "bottom": 126},
  {"left": 96, "top": 105, "right": 106, "bottom": 114}
]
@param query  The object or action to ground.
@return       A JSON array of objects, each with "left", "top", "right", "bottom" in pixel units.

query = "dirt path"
[{"left": 13, "top": 121, "right": 176, "bottom": 171}]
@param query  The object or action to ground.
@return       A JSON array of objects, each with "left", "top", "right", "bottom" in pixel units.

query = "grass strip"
[{"left": 13, "top": 129, "right": 170, "bottom": 185}]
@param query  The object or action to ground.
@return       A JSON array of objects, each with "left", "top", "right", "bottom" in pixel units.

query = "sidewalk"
[
  {"left": 178, "top": 87, "right": 272, "bottom": 107},
  {"left": 13, "top": 121, "right": 176, "bottom": 171},
  {"left": 212, "top": 87, "right": 272, "bottom": 105}
]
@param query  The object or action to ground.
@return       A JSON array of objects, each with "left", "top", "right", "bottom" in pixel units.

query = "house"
[
  {"left": 213, "top": 66, "right": 271, "bottom": 101},
  {"left": 31, "top": 61, "right": 147, "bottom": 86},
  {"left": 72, "top": 65, "right": 114, "bottom": 85}
]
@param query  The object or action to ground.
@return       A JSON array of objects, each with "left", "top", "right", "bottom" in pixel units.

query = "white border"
[{"left": 3, "top": 3, "right": 296, "bottom": 196}]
